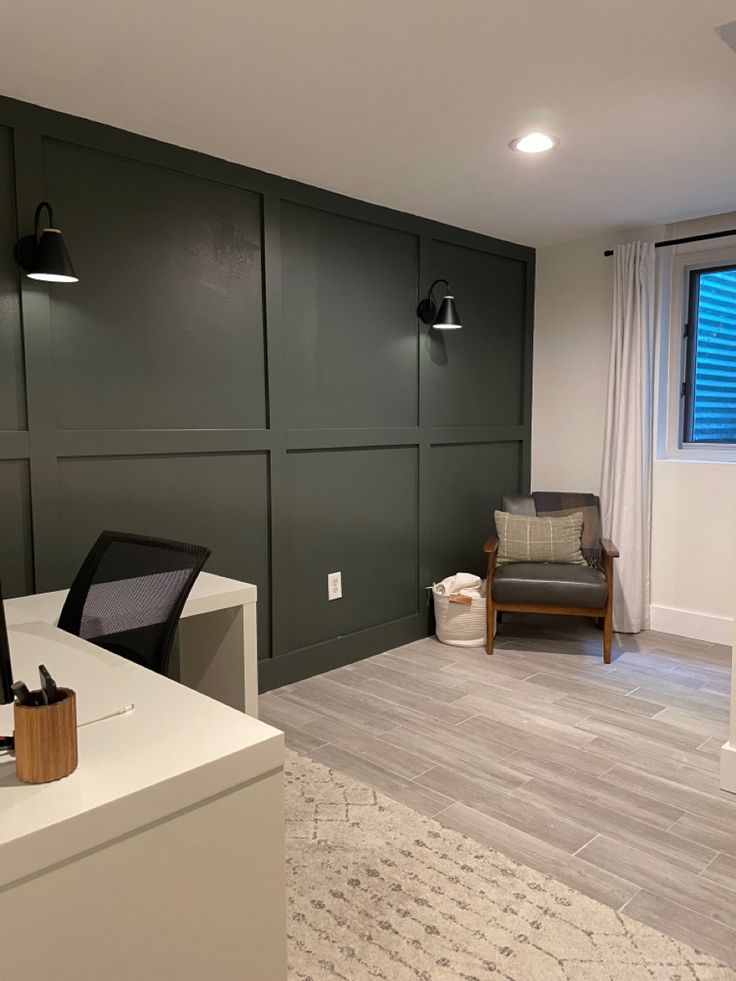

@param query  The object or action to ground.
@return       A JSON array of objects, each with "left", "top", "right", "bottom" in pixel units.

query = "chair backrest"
[
  {"left": 530, "top": 491, "right": 601, "bottom": 519},
  {"left": 500, "top": 494, "right": 536, "bottom": 516},
  {"left": 501, "top": 492, "right": 601, "bottom": 519},
  {"left": 58, "top": 531, "right": 211, "bottom": 675}
]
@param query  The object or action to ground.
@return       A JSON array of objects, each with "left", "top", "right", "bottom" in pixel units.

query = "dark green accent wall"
[{"left": 0, "top": 95, "right": 534, "bottom": 690}]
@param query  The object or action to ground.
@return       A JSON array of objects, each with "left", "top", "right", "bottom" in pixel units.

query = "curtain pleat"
[{"left": 600, "top": 242, "right": 656, "bottom": 633}]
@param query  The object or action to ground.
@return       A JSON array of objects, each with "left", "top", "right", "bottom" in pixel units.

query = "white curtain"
[{"left": 600, "top": 241, "right": 656, "bottom": 633}]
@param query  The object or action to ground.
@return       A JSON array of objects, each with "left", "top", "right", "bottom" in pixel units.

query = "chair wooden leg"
[
  {"left": 603, "top": 605, "right": 613, "bottom": 664},
  {"left": 485, "top": 596, "right": 495, "bottom": 655}
]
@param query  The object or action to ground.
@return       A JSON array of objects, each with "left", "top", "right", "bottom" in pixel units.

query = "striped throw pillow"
[{"left": 494, "top": 510, "right": 586, "bottom": 565}]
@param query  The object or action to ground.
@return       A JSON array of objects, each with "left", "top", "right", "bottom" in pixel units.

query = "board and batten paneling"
[
  {"left": 56, "top": 452, "right": 271, "bottom": 661},
  {"left": 0, "top": 459, "right": 34, "bottom": 597},
  {"left": 0, "top": 125, "right": 26, "bottom": 432},
  {"left": 424, "top": 240, "right": 527, "bottom": 428},
  {"left": 286, "top": 446, "right": 419, "bottom": 652},
  {"left": 429, "top": 441, "right": 522, "bottom": 582},
  {"left": 42, "top": 138, "right": 266, "bottom": 431},
  {"left": 0, "top": 93, "right": 534, "bottom": 688},
  {"left": 281, "top": 202, "right": 419, "bottom": 430}
]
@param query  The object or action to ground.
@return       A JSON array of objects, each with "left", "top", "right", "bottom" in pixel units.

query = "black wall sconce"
[
  {"left": 14, "top": 201, "right": 79, "bottom": 283},
  {"left": 416, "top": 278, "right": 462, "bottom": 330}
]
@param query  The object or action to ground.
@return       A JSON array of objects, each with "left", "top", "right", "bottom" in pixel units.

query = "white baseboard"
[
  {"left": 649, "top": 604, "right": 733, "bottom": 646},
  {"left": 721, "top": 742, "right": 736, "bottom": 795}
]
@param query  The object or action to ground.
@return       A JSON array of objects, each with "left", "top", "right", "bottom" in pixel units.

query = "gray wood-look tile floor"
[{"left": 260, "top": 615, "right": 736, "bottom": 967}]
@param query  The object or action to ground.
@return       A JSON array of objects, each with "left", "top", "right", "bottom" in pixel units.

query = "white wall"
[
  {"left": 532, "top": 216, "right": 735, "bottom": 643},
  {"left": 532, "top": 223, "right": 661, "bottom": 493},
  {"left": 531, "top": 234, "right": 612, "bottom": 492},
  {"left": 722, "top": 600, "right": 736, "bottom": 792},
  {"left": 650, "top": 460, "right": 735, "bottom": 643}
]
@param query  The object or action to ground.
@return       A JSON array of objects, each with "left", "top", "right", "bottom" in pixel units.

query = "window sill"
[{"left": 661, "top": 444, "right": 736, "bottom": 465}]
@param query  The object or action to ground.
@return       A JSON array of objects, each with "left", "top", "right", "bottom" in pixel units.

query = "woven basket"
[{"left": 432, "top": 582, "right": 487, "bottom": 648}]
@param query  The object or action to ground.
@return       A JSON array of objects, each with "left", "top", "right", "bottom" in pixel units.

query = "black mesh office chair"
[{"left": 57, "top": 531, "right": 211, "bottom": 676}]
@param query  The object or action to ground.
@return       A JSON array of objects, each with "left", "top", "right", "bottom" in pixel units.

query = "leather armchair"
[{"left": 484, "top": 493, "right": 618, "bottom": 663}]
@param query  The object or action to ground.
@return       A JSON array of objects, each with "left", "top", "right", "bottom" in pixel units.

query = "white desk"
[
  {"left": 0, "top": 622, "right": 286, "bottom": 981},
  {"left": 4, "top": 571, "right": 259, "bottom": 717}
]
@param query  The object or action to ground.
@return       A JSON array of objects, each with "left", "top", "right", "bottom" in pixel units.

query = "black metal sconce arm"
[
  {"left": 33, "top": 201, "right": 55, "bottom": 240},
  {"left": 13, "top": 200, "right": 78, "bottom": 283},
  {"left": 15, "top": 201, "right": 55, "bottom": 270},
  {"left": 416, "top": 278, "right": 451, "bottom": 324}
]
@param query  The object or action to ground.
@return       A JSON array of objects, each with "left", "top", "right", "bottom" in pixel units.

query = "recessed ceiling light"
[{"left": 509, "top": 132, "right": 559, "bottom": 154}]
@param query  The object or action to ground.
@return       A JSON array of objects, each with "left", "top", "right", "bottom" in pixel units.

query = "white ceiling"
[{"left": 1, "top": 0, "right": 735, "bottom": 247}]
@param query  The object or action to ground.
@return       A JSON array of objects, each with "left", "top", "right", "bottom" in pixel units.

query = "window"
[
  {"left": 659, "top": 240, "right": 736, "bottom": 463},
  {"left": 682, "top": 265, "right": 736, "bottom": 444}
]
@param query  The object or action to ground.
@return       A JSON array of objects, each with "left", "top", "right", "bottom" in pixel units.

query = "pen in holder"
[{"left": 14, "top": 688, "right": 78, "bottom": 784}]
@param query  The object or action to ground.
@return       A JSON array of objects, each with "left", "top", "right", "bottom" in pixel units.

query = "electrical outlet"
[{"left": 328, "top": 571, "right": 342, "bottom": 601}]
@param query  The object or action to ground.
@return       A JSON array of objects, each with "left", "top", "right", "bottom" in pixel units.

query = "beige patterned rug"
[{"left": 285, "top": 750, "right": 734, "bottom": 980}]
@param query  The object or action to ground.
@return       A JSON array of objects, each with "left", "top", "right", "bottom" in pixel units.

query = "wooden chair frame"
[{"left": 483, "top": 536, "right": 619, "bottom": 664}]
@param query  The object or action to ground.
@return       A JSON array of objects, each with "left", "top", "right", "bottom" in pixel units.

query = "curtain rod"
[{"left": 603, "top": 227, "right": 736, "bottom": 257}]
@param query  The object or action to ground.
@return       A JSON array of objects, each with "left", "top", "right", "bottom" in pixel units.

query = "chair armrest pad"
[
  {"left": 483, "top": 536, "right": 499, "bottom": 554},
  {"left": 601, "top": 538, "right": 619, "bottom": 558}
]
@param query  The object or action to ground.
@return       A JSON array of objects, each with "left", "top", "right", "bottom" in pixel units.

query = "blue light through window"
[{"left": 685, "top": 266, "right": 736, "bottom": 443}]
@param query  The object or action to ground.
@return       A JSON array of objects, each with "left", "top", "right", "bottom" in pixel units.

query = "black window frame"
[{"left": 682, "top": 262, "right": 736, "bottom": 445}]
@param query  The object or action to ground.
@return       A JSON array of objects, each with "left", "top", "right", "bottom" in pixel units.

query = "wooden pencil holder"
[{"left": 14, "top": 688, "right": 78, "bottom": 784}]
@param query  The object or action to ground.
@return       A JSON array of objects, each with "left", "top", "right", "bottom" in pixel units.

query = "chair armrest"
[
  {"left": 601, "top": 538, "right": 619, "bottom": 558},
  {"left": 483, "top": 536, "right": 499, "bottom": 554}
]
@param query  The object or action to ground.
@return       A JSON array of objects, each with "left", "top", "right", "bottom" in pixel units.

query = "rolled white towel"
[
  {"left": 433, "top": 572, "right": 483, "bottom": 596},
  {"left": 458, "top": 587, "right": 482, "bottom": 599}
]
